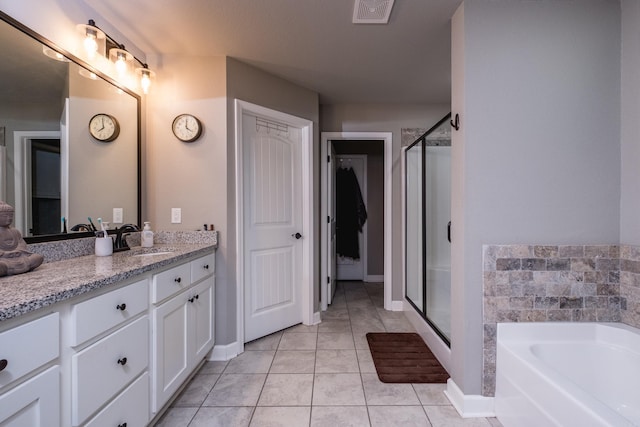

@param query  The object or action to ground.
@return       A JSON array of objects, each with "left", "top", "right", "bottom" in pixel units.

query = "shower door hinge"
[
  {"left": 327, "top": 276, "right": 330, "bottom": 284},
  {"left": 327, "top": 216, "right": 330, "bottom": 223},
  {"left": 327, "top": 155, "right": 330, "bottom": 163}
]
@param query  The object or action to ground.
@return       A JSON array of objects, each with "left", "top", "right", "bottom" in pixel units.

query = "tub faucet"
[{"left": 114, "top": 224, "right": 140, "bottom": 251}]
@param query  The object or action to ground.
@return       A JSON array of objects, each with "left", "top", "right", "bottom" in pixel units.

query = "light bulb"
[
  {"left": 84, "top": 32, "right": 98, "bottom": 58},
  {"left": 140, "top": 71, "right": 151, "bottom": 94},
  {"left": 137, "top": 67, "right": 155, "bottom": 95},
  {"left": 115, "top": 52, "right": 127, "bottom": 75}
]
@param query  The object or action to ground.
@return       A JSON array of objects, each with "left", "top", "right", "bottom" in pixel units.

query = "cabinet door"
[
  {"left": 151, "top": 293, "right": 189, "bottom": 413},
  {"left": 71, "top": 316, "right": 148, "bottom": 425},
  {"left": 0, "top": 313, "right": 58, "bottom": 389},
  {"left": 0, "top": 366, "right": 60, "bottom": 427},
  {"left": 190, "top": 277, "right": 215, "bottom": 363},
  {"left": 85, "top": 372, "right": 149, "bottom": 427}
]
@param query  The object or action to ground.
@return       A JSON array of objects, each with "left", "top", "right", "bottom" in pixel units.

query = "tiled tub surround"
[
  {"left": 0, "top": 230, "right": 217, "bottom": 322},
  {"left": 481, "top": 244, "right": 640, "bottom": 397}
]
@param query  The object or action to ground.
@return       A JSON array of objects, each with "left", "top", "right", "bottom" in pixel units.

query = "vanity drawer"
[
  {"left": 0, "top": 313, "right": 58, "bottom": 389},
  {"left": 152, "top": 263, "right": 191, "bottom": 304},
  {"left": 84, "top": 372, "right": 149, "bottom": 427},
  {"left": 71, "top": 315, "right": 148, "bottom": 426},
  {"left": 71, "top": 279, "right": 149, "bottom": 346},
  {"left": 0, "top": 366, "right": 60, "bottom": 427},
  {"left": 191, "top": 253, "right": 215, "bottom": 284}
]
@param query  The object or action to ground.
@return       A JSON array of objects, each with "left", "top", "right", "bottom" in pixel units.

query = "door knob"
[{"left": 292, "top": 232, "right": 302, "bottom": 239}]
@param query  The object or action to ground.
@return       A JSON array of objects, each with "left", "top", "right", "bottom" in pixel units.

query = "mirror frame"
[{"left": 0, "top": 11, "right": 142, "bottom": 243}]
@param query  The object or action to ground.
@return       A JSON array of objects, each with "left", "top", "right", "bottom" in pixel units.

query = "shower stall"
[{"left": 405, "top": 113, "right": 451, "bottom": 345}]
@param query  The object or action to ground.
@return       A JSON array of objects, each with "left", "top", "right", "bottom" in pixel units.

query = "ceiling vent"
[{"left": 352, "top": 0, "right": 395, "bottom": 24}]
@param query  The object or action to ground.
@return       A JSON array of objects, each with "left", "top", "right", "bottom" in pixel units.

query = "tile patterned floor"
[{"left": 154, "top": 281, "right": 503, "bottom": 427}]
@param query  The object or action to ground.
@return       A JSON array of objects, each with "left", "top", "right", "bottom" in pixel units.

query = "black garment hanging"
[{"left": 336, "top": 166, "right": 367, "bottom": 260}]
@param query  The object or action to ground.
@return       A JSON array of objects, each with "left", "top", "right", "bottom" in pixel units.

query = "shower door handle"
[{"left": 447, "top": 221, "right": 451, "bottom": 243}]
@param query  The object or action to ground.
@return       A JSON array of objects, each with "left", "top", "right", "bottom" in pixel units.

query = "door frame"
[
  {"left": 320, "top": 132, "right": 393, "bottom": 311},
  {"left": 235, "top": 99, "right": 315, "bottom": 350},
  {"left": 13, "top": 130, "right": 64, "bottom": 235}
]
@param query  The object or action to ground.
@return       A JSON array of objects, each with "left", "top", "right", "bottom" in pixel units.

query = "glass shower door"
[
  {"left": 405, "top": 113, "right": 451, "bottom": 345},
  {"left": 405, "top": 145, "right": 423, "bottom": 312}
]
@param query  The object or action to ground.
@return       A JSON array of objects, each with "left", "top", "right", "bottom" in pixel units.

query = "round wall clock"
[
  {"left": 172, "top": 114, "right": 203, "bottom": 142},
  {"left": 89, "top": 113, "right": 120, "bottom": 142}
]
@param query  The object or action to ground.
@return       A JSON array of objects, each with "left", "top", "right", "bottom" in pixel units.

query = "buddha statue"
[{"left": 0, "top": 201, "right": 43, "bottom": 276}]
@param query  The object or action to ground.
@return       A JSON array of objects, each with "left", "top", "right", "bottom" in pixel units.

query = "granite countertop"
[{"left": 0, "top": 242, "right": 216, "bottom": 323}]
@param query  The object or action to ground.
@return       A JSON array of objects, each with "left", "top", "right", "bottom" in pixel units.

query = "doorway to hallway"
[{"left": 320, "top": 132, "right": 393, "bottom": 312}]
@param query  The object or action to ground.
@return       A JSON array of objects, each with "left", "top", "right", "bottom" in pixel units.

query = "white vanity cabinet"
[
  {"left": 0, "top": 313, "right": 60, "bottom": 427},
  {"left": 69, "top": 279, "right": 150, "bottom": 426},
  {"left": 151, "top": 253, "right": 215, "bottom": 413},
  {"left": 0, "top": 243, "right": 216, "bottom": 427}
]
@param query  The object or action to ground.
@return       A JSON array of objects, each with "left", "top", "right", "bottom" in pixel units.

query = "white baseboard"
[
  {"left": 364, "top": 275, "right": 384, "bottom": 282},
  {"left": 389, "top": 300, "right": 404, "bottom": 311},
  {"left": 445, "top": 379, "right": 495, "bottom": 418},
  {"left": 209, "top": 341, "right": 242, "bottom": 361}
]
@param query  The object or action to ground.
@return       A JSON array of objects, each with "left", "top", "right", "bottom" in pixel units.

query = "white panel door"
[{"left": 243, "top": 112, "right": 303, "bottom": 342}]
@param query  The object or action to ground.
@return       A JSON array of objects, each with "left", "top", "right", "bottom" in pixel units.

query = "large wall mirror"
[{"left": 0, "top": 11, "right": 141, "bottom": 242}]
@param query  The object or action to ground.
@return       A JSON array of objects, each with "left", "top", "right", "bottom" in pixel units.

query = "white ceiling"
[{"left": 84, "top": 0, "right": 461, "bottom": 105}]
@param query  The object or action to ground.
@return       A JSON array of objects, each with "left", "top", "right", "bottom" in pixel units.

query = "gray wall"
[
  {"left": 621, "top": 0, "right": 640, "bottom": 245},
  {"left": 225, "top": 58, "right": 320, "bottom": 343},
  {"left": 451, "top": 0, "right": 621, "bottom": 395},
  {"left": 321, "top": 104, "right": 450, "bottom": 300},
  {"left": 334, "top": 140, "right": 384, "bottom": 276}
]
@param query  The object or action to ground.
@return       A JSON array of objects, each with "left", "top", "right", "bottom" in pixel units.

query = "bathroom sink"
[
  {"left": 127, "top": 246, "right": 178, "bottom": 257},
  {"left": 132, "top": 251, "right": 173, "bottom": 257}
]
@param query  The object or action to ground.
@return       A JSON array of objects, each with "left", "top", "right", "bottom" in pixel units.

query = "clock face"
[
  {"left": 172, "top": 114, "right": 203, "bottom": 142},
  {"left": 89, "top": 114, "right": 120, "bottom": 142}
]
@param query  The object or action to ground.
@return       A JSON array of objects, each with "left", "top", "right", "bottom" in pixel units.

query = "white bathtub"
[{"left": 495, "top": 322, "right": 640, "bottom": 427}]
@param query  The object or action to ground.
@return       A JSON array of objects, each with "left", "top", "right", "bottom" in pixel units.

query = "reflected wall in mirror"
[{"left": 0, "top": 12, "right": 140, "bottom": 241}]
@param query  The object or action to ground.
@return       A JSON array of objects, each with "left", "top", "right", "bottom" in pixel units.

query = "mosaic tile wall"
[
  {"left": 620, "top": 245, "right": 640, "bottom": 329},
  {"left": 482, "top": 244, "right": 624, "bottom": 396}
]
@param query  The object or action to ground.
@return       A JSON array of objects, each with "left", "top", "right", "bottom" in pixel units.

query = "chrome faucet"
[{"left": 113, "top": 224, "right": 140, "bottom": 251}]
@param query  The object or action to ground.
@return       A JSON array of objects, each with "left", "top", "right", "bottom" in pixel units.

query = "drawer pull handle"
[
  {"left": 174, "top": 277, "right": 182, "bottom": 284},
  {"left": 116, "top": 303, "right": 127, "bottom": 311},
  {"left": 188, "top": 294, "right": 200, "bottom": 303},
  {"left": 0, "top": 359, "right": 7, "bottom": 372},
  {"left": 118, "top": 423, "right": 127, "bottom": 427},
  {"left": 117, "top": 357, "right": 128, "bottom": 366},
  {"left": 203, "top": 264, "right": 209, "bottom": 270}
]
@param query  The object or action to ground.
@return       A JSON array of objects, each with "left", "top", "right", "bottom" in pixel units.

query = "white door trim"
[
  {"left": 235, "top": 99, "right": 315, "bottom": 351},
  {"left": 13, "top": 130, "right": 64, "bottom": 235},
  {"left": 320, "top": 132, "right": 393, "bottom": 311}
]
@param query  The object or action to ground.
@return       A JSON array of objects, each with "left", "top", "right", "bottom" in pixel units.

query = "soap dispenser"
[{"left": 141, "top": 221, "right": 154, "bottom": 248}]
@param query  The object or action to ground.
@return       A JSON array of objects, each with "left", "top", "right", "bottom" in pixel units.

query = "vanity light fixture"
[
  {"left": 42, "top": 45, "right": 67, "bottom": 62},
  {"left": 109, "top": 47, "right": 133, "bottom": 76},
  {"left": 78, "top": 68, "right": 98, "bottom": 80},
  {"left": 136, "top": 66, "right": 155, "bottom": 95},
  {"left": 77, "top": 19, "right": 156, "bottom": 94},
  {"left": 76, "top": 20, "right": 105, "bottom": 59}
]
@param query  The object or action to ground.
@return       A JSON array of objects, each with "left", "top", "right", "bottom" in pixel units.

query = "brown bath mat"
[{"left": 366, "top": 332, "right": 449, "bottom": 383}]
